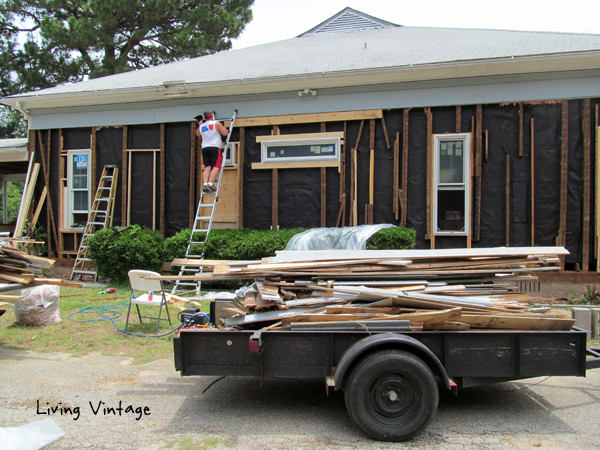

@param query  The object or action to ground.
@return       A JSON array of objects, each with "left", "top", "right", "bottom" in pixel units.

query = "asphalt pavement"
[{"left": 1, "top": 347, "right": 599, "bottom": 449}]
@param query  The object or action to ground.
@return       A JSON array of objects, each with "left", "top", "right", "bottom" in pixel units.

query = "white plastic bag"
[
  {"left": 285, "top": 224, "right": 396, "bottom": 251},
  {"left": 14, "top": 285, "right": 61, "bottom": 326},
  {"left": 0, "top": 419, "right": 65, "bottom": 450}
]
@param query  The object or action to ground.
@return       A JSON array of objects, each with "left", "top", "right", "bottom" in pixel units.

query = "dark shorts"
[{"left": 202, "top": 146, "right": 222, "bottom": 169}]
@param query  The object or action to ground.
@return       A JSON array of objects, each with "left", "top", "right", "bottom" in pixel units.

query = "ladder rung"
[
  {"left": 72, "top": 270, "right": 97, "bottom": 275},
  {"left": 196, "top": 216, "right": 212, "bottom": 221}
]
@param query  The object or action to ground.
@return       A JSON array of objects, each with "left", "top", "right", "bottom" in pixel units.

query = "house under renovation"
[{"left": 2, "top": 7, "right": 600, "bottom": 271}]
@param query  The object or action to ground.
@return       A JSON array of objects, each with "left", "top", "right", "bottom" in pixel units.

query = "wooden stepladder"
[
  {"left": 70, "top": 165, "right": 119, "bottom": 281},
  {"left": 172, "top": 110, "right": 237, "bottom": 294}
]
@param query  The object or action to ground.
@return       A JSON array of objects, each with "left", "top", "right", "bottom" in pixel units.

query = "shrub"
[
  {"left": 87, "top": 225, "right": 165, "bottom": 284},
  {"left": 366, "top": 227, "right": 416, "bottom": 250}
]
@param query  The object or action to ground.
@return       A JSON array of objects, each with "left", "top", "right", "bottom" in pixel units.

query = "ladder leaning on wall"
[
  {"left": 172, "top": 110, "right": 237, "bottom": 294},
  {"left": 70, "top": 165, "right": 119, "bottom": 281}
]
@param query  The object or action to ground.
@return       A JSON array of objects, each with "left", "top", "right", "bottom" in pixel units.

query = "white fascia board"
[{"left": 3, "top": 51, "right": 600, "bottom": 112}]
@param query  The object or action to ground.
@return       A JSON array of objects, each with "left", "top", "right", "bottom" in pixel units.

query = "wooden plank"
[
  {"left": 336, "top": 192, "right": 346, "bottom": 228},
  {"left": 272, "top": 168, "right": 278, "bottom": 229},
  {"left": 531, "top": 117, "right": 535, "bottom": 246},
  {"left": 213, "top": 168, "right": 239, "bottom": 223},
  {"left": 381, "top": 115, "right": 391, "bottom": 150},
  {"left": 238, "top": 127, "right": 245, "bottom": 228},
  {"left": 351, "top": 147, "right": 357, "bottom": 226},
  {"left": 475, "top": 105, "right": 483, "bottom": 241},
  {"left": 596, "top": 105, "right": 600, "bottom": 271},
  {"left": 256, "top": 131, "right": 344, "bottom": 142},
  {"left": 369, "top": 119, "right": 375, "bottom": 206},
  {"left": 321, "top": 167, "right": 327, "bottom": 227},
  {"left": 425, "top": 108, "right": 433, "bottom": 245},
  {"left": 340, "top": 121, "right": 346, "bottom": 203},
  {"left": 519, "top": 103, "right": 524, "bottom": 157},
  {"left": 30, "top": 186, "right": 47, "bottom": 229},
  {"left": 122, "top": 126, "right": 128, "bottom": 226},
  {"left": 560, "top": 101, "right": 569, "bottom": 270},
  {"left": 159, "top": 123, "right": 165, "bottom": 234},
  {"left": 90, "top": 128, "right": 96, "bottom": 211},
  {"left": 36, "top": 130, "right": 59, "bottom": 257},
  {"left": 252, "top": 161, "right": 340, "bottom": 170},
  {"left": 506, "top": 155, "right": 510, "bottom": 247},
  {"left": 231, "top": 110, "right": 383, "bottom": 127},
  {"left": 456, "top": 105, "right": 462, "bottom": 132},
  {"left": 393, "top": 132, "right": 399, "bottom": 219},
  {"left": 13, "top": 163, "right": 40, "bottom": 238},
  {"left": 582, "top": 99, "right": 591, "bottom": 272},
  {"left": 460, "top": 314, "right": 575, "bottom": 331},
  {"left": 401, "top": 109, "right": 409, "bottom": 227}
]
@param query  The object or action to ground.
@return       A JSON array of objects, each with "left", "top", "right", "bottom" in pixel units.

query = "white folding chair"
[{"left": 125, "top": 270, "right": 172, "bottom": 334}]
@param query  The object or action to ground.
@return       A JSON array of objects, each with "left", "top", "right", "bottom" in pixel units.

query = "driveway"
[{"left": 1, "top": 347, "right": 599, "bottom": 449}]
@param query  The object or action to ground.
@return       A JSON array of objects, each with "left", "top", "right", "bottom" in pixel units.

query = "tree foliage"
[{"left": 0, "top": 0, "right": 254, "bottom": 137}]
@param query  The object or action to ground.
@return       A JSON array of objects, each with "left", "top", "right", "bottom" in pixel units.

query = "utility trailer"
[{"left": 174, "top": 327, "right": 600, "bottom": 441}]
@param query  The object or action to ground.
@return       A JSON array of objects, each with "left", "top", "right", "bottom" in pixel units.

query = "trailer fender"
[{"left": 333, "top": 333, "right": 451, "bottom": 391}]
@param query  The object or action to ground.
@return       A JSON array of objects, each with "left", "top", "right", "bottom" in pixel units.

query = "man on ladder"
[{"left": 195, "top": 110, "right": 229, "bottom": 194}]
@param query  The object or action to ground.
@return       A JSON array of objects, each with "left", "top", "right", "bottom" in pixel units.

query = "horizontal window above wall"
[{"left": 261, "top": 137, "right": 341, "bottom": 164}]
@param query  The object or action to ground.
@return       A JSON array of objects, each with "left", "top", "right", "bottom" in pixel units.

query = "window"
[
  {"left": 67, "top": 149, "right": 91, "bottom": 228},
  {"left": 433, "top": 134, "right": 470, "bottom": 236},
  {"left": 222, "top": 142, "right": 237, "bottom": 166},
  {"left": 261, "top": 137, "right": 340, "bottom": 164}
]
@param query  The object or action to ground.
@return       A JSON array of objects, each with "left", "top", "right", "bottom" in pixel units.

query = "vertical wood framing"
[
  {"left": 381, "top": 115, "right": 391, "bottom": 150},
  {"left": 401, "top": 109, "right": 409, "bottom": 227},
  {"left": 91, "top": 128, "right": 97, "bottom": 200},
  {"left": 127, "top": 151, "right": 132, "bottom": 226},
  {"left": 238, "top": 127, "right": 245, "bottom": 228},
  {"left": 58, "top": 130, "right": 64, "bottom": 254},
  {"left": 559, "top": 101, "right": 569, "bottom": 269},
  {"left": 596, "top": 105, "right": 600, "bottom": 271},
  {"left": 475, "top": 105, "right": 483, "bottom": 242},
  {"left": 455, "top": 105, "right": 462, "bottom": 133},
  {"left": 36, "top": 130, "right": 58, "bottom": 256},
  {"left": 519, "top": 103, "right": 524, "bottom": 157},
  {"left": 352, "top": 148, "right": 357, "bottom": 226},
  {"left": 425, "top": 107, "right": 433, "bottom": 247},
  {"left": 159, "top": 123, "right": 165, "bottom": 234},
  {"left": 272, "top": 168, "right": 279, "bottom": 229},
  {"left": 531, "top": 118, "right": 536, "bottom": 246},
  {"left": 582, "top": 99, "right": 591, "bottom": 272},
  {"left": 321, "top": 123, "right": 327, "bottom": 227},
  {"left": 338, "top": 121, "right": 347, "bottom": 226},
  {"left": 393, "top": 132, "right": 400, "bottom": 220},
  {"left": 122, "top": 126, "right": 128, "bottom": 225},
  {"left": 189, "top": 122, "right": 196, "bottom": 228},
  {"left": 506, "top": 155, "right": 511, "bottom": 247}
]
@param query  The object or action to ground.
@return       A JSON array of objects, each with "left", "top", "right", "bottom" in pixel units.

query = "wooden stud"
[
  {"left": 475, "top": 105, "right": 483, "bottom": 242},
  {"left": 381, "top": 115, "right": 391, "bottom": 150},
  {"left": 272, "top": 168, "right": 278, "bottom": 229},
  {"left": 531, "top": 118, "right": 535, "bottom": 246},
  {"left": 122, "top": 126, "right": 128, "bottom": 226},
  {"left": 519, "top": 103, "right": 524, "bottom": 157},
  {"left": 90, "top": 128, "right": 96, "bottom": 204},
  {"left": 340, "top": 121, "right": 347, "bottom": 207},
  {"left": 36, "top": 130, "right": 58, "bottom": 256},
  {"left": 506, "top": 155, "right": 511, "bottom": 247},
  {"left": 336, "top": 192, "right": 346, "bottom": 227},
  {"left": 369, "top": 119, "right": 375, "bottom": 207},
  {"left": 57, "top": 129, "right": 64, "bottom": 255},
  {"left": 321, "top": 123, "right": 327, "bottom": 227},
  {"left": 127, "top": 150, "right": 132, "bottom": 226},
  {"left": 456, "top": 105, "right": 462, "bottom": 133},
  {"left": 189, "top": 122, "right": 196, "bottom": 228},
  {"left": 425, "top": 107, "right": 433, "bottom": 245},
  {"left": 582, "top": 99, "right": 591, "bottom": 272},
  {"left": 560, "top": 101, "right": 569, "bottom": 270},
  {"left": 485, "top": 130, "right": 489, "bottom": 162},
  {"left": 596, "top": 105, "right": 599, "bottom": 271},
  {"left": 238, "top": 127, "right": 245, "bottom": 228},
  {"left": 401, "top": 109, "right": 409, "bottom": 227},
  {"left": 31, "top": 186, "right": 47, "bottom": 230},
  {"left": 353, "top": 148, "right": 358, "bottom": 226},
  {"left": 393, "top": 132, "right": 399, "bottom": 220},
  {"left": 160, "top": 123, "right": 165, "bottom": 234}
]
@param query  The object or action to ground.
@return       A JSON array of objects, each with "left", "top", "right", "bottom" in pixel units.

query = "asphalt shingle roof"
[{"left": 11, "top": 25, "right": 600, "bottom": 98}]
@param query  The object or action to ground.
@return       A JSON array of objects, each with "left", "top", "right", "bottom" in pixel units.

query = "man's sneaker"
[
  {"left": 207, "top": 183, "right": 217, "bottom": 192},
  {"left": 202, "top": 184, "right": 211, "bottom": 193}
]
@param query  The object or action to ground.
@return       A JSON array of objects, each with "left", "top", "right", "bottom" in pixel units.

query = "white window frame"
[
  {"left": 221, "top": 141, "right": 237, "bottom": 166},
  {"left": 1, "top": 174, "right": 26, "bottom": 223},
  {"left": 433, "top": 133, "right": 471, "bottom": 236},
  {"left": 261, "top": 137, "right": 341, "bottom": 164},
  {"left": 67, "top": 149, "right": 91, "bottom": 228}
]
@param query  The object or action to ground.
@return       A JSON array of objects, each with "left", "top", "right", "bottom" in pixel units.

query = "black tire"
[{"left": 344, "top": 349, "right": 439, "bottom": 441}]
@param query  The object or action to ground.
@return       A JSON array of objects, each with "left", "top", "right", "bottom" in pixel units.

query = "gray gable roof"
[
  {"left": 3, "top": 8, "right": 600, "bottom": 108},
  {"left": 299, "top": 7, "right": 398, "bottom": 36}
]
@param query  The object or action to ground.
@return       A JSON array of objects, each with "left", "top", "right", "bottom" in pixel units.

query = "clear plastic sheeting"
[
  {"left": 14, "top": 285, "right": 61, "bottom": 326},
  {"left": 0, "top": 418, "right": 65, "bottom": 450},
  {"left": 285, "top": 224, "right": 396, "bottom": 251}
]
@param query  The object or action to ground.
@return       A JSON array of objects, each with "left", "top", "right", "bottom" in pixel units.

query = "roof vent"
[{"left": 299, "top": 7, "right": 399, "bottom": 37}]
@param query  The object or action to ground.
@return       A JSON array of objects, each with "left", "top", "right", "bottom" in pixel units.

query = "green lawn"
[{"left": 0, "top": 285, "right": 211, "bottom": 365}]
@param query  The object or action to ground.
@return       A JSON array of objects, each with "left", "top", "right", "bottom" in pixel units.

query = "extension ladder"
[
  {"left": 172, "top": 110, "right": 237, "bottom": 294},
  {"left": 70, "top": 165, "right": 119, "bottom": 281}
]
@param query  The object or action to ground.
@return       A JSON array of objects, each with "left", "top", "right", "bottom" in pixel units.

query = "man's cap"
[{"left": 203, "top": 110, "right": 214, "bottom": 120}]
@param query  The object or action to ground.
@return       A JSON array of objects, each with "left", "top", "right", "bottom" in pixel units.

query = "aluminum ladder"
[
  {"left": 172, "top": 110, "right": 237, "bottom": 294},
  {"left": 70, "top": 165, "right": 119, "bottom": 281}
]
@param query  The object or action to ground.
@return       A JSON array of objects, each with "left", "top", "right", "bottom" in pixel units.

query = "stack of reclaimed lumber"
[{"left": 166, "top": 246, "right": 575, "bottom": 332}]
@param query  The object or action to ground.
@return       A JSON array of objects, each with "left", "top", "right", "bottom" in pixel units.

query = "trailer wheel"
[{"left": 344, "top": 349, "right": 439, "bottom": 441}]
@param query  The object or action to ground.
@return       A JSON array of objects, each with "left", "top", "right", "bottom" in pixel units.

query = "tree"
[{"left": 0, "top": 0, "right": 254, "bottom": 137}]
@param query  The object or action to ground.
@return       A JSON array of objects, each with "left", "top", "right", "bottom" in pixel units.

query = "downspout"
[{"left": 14, "top": 101, "right": 30, "bottom": 124}]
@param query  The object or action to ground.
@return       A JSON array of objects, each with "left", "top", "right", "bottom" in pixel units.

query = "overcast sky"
[{"left": 231, "top": 0, "right": 600, "bottom": 50}]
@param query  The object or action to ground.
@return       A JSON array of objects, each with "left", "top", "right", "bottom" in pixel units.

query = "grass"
[
  {"left": 160, "top": 438, "right": 229, "bottom": 450},
  {"left": 0, "top": 284, "right": 211, "bottom": 365}
]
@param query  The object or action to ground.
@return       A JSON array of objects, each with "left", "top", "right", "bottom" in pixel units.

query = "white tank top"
[{"left": 200, "top": 120, "right": 222, "bottom": 148}]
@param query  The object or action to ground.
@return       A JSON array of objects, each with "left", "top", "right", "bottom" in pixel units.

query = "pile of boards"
[
  {"left": 0, "top": 240, "right": 73, "bottom": 308},
  {"left": 167, "top": 246, "right": 575, "bottom": 332}
]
